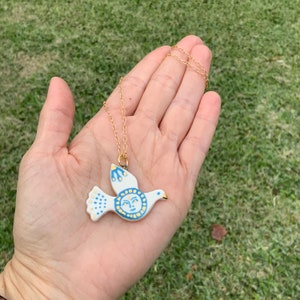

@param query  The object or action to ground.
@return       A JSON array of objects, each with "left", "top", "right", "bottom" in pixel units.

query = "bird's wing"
[
  {"left": 110, "top": 164, "right": 138, "bottom": 194},
  {"left": 86, "top": 186, "right": 115, "bottom": 221}
]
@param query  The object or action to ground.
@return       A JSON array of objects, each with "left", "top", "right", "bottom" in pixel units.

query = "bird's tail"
[{"left": 86, "top": 186, "right": 114, "bottom": 221}]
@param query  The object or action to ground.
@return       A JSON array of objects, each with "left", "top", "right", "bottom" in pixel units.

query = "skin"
[{"left": 0, "top": 35, "right": 221, "bottom": 299}]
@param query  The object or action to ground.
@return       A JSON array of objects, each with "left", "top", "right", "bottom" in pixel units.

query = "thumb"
[{"left": 34, "top": 77, "right": 75, "bottom": 153}]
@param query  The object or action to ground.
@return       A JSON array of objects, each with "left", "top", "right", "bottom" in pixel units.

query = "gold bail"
[{"left": 118, "top": 153, "right": 129, "bottom": 170}]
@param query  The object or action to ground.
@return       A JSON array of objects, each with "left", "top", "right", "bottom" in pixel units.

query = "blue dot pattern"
[
  {"left": 88, "top": 192, "right": 107, "bottom": 216},
  {"left": 93, "top": 192, "right": 107, "bottom": 216}
]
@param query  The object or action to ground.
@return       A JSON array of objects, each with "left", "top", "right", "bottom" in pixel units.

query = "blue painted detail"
[
  {"left": 110, "top": 166, "right": 128, "bottom": 183},
  {"left": 114, "top": 188, "right": 147, "bottom": 221},
  {"left": 88, "top": 188, "right": 110, "bottom": 219}
]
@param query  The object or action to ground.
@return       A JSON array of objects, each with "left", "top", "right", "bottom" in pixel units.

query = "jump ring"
[{"left": 118, "top": 154, "right": 129, "bottom": 170}]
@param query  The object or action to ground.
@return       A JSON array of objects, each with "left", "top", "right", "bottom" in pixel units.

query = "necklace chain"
[
  {"left": 103, "top": 77, "right": 128, "bottom": 169},
  {"left": 168, "top": 45, "right": 209, "bottom": 88}
]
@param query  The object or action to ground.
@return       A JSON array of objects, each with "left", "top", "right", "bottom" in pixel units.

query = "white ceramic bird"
[{"left": 86, "top": 164, "right": 167, "bottom": 221}]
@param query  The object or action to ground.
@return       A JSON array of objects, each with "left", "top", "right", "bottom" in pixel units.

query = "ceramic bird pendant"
[{"left": 86, "top": 164, "right": 167, "bottom": 221}]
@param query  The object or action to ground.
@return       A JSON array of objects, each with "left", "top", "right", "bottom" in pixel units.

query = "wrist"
[
  {"left": 1, "top": 253, "right": 113, "bottom": 300},
  {"left": 1, "top": 255, "right": 69, "bottom": 300},
  {"left": 0, "top": 271, "right": 5, "bottom": 299}
]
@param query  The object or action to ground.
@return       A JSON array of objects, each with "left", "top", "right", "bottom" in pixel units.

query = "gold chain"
[
  {"left": 168, "top": 45, "right": 209, "bottom": 88},
  {"left": 103, "top": 77, "right": 128, "bottom": 169}
]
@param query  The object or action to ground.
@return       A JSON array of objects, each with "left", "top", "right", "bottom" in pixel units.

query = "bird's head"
[{"left": 152, "top": 189, "right": 168, "bottom": 200}]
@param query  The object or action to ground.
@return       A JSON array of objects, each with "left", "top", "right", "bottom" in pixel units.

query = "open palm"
[{"left": 9, "top": 36, "right": 220, "bottom": 299}]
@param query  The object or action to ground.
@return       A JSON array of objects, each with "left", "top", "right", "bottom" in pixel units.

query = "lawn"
[{"left": 0, "top": 0, "right": 299, "bottom": 299}]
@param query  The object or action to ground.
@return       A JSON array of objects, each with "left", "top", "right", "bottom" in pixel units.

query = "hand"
[{"left": 1, "top": 35, "right": 221, "bottom": 299}]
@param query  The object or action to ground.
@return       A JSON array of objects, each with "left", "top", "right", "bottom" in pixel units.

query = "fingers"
[
  {"left": 179, "top": 91, "right": 221, "bottom": 179},
  {"left": 159, "top": 43, "right": 212, "bottom": 145},
  {"left": 34, "top": 77, "right": 75, "bottom": 153},
  {"left": 135, "top": 35, "right": 204, "bottom": 123},
  {"left": 95, "top": 45, "right": 172, "bottom": 117}
]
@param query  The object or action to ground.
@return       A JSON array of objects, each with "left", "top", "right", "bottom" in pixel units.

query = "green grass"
[{"left": 1, "top": 0, "right": 299, "bottom": 299}]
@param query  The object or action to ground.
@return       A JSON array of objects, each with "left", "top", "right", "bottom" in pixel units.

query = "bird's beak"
[{"left": 163, "top": 193, "right": 168, "bottom": 199}]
